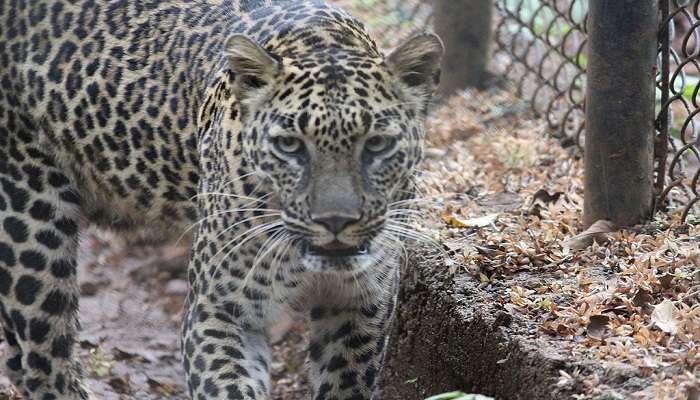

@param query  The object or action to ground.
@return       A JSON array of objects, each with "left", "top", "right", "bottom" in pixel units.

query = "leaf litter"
[{"left": 410, "top": 89, "right": 700, "bottom": 399}]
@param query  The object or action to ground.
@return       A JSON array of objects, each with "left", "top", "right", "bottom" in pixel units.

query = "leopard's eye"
[
  {"left": 273, "top": 136, "right": 304, "bottom": 155},
  {"left": 364, "top": 135, "right": 395, "bottom": 154}
]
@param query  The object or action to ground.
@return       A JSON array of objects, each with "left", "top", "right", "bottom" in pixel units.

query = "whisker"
[
  {"left": 387, "top": 209, "right": 426, "bottom": 217},
  {"left": 241, "top": 230, "right": 286, "bottom": 291},
  {"left": 210, "top": 221, "right": 285, "bottom": 280},
  {"left": 191, "top": 191, "right": 272, "bottom": 203},
  {"left": 213, "top": 212, "right": 281, "bottom": 242},
  {"left": 383, "top": 223, "right": 443, "bottom": 251},
  {"left": 175, "top": 209, "right": 280, "bottom": 247},
  {"left": 209, "top": 220, "right": 284, "bottom": 270},
  {"left": 384, "top": 223, "right": 434, "bottom": 240},
  {"left": 214, "top": 171, "right": 258, "bottom": 189},
  {"left": 389, "top": 196, "right": 444, "bottom": 208},
  {"left": 269, "top": 234, "right": 295, "bottom": 296}
]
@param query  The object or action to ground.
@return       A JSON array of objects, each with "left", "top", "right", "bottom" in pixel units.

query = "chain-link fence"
[
  {"left": 341, "top": 0, "right": 699, "bottom": 223},
  {"left": 490, "top": 0, "right": 700, "bottom": 222},
  {"left": 657, "top": 0, "right": 700, "bottom": 222},
  {"left": 335, "top": 0, "right": 432, "bottom": 48},
  {"left": 491, "top": 0, "right": 699, "bottom": 221},
  {"left": 492, "top": 0, "right": 587, "bottom": 148}
]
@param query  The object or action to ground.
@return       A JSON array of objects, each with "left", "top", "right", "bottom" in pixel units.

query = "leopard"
[{"left": 0, "top": 0, "right": 443, "bottom": 399}]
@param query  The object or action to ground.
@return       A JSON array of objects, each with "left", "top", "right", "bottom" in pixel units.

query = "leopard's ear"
[
  {"left": 224, "top": 34, "right": 281, "bottom": 103},
  {"left": 387, "top": 33, "right": 444, "bottom": 96}
]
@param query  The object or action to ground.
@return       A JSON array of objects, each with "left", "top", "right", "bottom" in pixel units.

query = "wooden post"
[
  {"left": 584, "top": 0, "right": 657, "bottom": 227},
  {"left": 433, "top": 0, "right": 493, "bottom": 95}
]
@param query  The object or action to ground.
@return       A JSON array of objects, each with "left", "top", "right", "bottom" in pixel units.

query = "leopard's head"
[{"left": 225, "top": 32, "right": 443, "bottom": 272}]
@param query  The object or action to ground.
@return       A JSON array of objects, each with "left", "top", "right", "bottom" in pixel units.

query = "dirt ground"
[{"left": 0, "top": 231, "right": 310, "bottom": 400}]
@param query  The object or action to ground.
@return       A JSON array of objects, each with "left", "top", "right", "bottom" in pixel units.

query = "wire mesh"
[
  {"left": 343, "top": 0, "right": 587, "bottom": 147},
  {"left": 340, "top": 0, "right": 699, "bottom": 222},
  {"left": 657, "top": 0, "right": 700, "bottom": 222},
  {"left": 334, "top": 0, "right": 433, "bottom": 48},
  {"left": 492, "top": 0, "right": 587, "bottom": 148}
]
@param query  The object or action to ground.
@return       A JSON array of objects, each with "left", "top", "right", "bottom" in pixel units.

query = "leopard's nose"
[{"left": 311, "top": 214, "right": 360, "bottom": 234}]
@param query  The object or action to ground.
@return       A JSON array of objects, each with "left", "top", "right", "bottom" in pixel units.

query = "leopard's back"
[{"left": 0, "top": 0, "right": 297, "bottom": 234}]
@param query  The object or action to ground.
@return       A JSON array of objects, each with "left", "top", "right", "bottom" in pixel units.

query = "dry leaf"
[
  {"left": 583, "top": 279, "right": 618, "bottom": 306},
  {"left": 651, "top": 299, "right": 680, "bottom": 335},
  {"left": 107, "top": 377, "right": 132, "bottom": 394},
  {"left": 442, "top": 213, "right": 498, "bottom": 229},
  {"left": 562, "top": 220, "right": 616, "bottom": 251},
  {"left": 688, "top": 251, "right": 700, "bottom": 267},
  {"left": 111, "top": 347, "right": 148, "bottom": 363},
  {"left": 587, "top": 314, "right": 610, "bottom": 340},
  {"left": 658, "top": 274, "right": 674, "bottom": 290},
  {"left": 632, "top": 288, "right": 654, "bottom": 311},
  {"left": 530, "top": 189, "right": 565, "bottom": 205},
  {"left": 147, "top": 378, "right": 180, "bottom": 397},
  {"left": 424, "top": 147, "right": 447, "bottom": 159}
]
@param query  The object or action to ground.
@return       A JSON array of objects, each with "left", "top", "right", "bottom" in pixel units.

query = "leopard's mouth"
[{"left": 302, "top": 241, "right": 370, "bottom": 258}]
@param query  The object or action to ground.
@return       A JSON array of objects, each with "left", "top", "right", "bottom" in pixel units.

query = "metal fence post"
[
  {"left": 433, "top": 0, "right": 493, "bottom": 95},
  {"left": 584, "top": 0, "right": 657, "bottom": 227}
]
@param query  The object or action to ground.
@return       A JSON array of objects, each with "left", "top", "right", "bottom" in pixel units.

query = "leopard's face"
[{"left": 225, "top": 34, "right": 443, "bottom": 272}]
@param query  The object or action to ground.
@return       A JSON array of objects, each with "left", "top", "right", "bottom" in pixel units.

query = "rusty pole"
[
  {"left": 433, "top": 0, "right": 493, "bottom": 95},
  {"left": 584, "top": 0, "right": 657, "bottom": 227}
]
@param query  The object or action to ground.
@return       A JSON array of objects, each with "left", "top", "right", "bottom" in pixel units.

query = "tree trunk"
[
  {"left": 433, "top": 0, "right": 493, "bottom": 96},
  {"left": 584, "top": 0, "right": 657, "bottom": 227}
]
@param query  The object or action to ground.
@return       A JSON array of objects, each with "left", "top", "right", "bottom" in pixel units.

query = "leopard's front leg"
[
  {"left": 182, "top": 288, "right": 272, "bottom": 400},
  {"left": 182, "top": 230, "right": 275, "bottom": 400},
  {"left": 307, "top": 268, "right": 399, "bottom": 400}
]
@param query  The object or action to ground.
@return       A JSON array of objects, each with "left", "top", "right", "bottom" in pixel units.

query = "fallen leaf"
[
  {"left": 476, "top": 192, "right": 522, "bottom": 212},
  {"left": 112, "top": 347, "right": 148, "bottom": 362},
  {"left": 531, "top": 189, "right": 565, "bottom": 205},
  {"left": 442, "top": 213, "right": 498, "bottom": 228},
  {"left": 632, "top": 288, "right": 654, "bottom": 311},
  {"left": 556, "top": 370, "right": 576, "bottom": 387},
  {"left": 147, "top": 378, "right": 180, "bottom": 397},
  {"left": 424, "top": 392, "right": 494, "bottom": 400},
  {"left": 688, "top": 251, "right": 700, "bottom": 267},
  {"left": 562, "top": 220, "right": 616, "bottom": 251},
  {"left": 658, "top": 273, "right": 674, "bottom": 289},
  {"left": 79, "top": 340, "right": 99, "bottom": 350},
  {"left": 107, "top": 377, "right": 132, "bottom": 394},
  {"left": 583, "top": 279, "right": 618, "bottom": 306},
  {"left": 424, "top": 147, "right": 447, "bottom": 159},
  {"left": 642, "top": 355, "right": 659, "bottom": 368},
  {"left": 587, "top": 314, "right": 610, "bottom": 340},
  {"left": 651, "top": 299, "right": 680, "bottom": 335}
]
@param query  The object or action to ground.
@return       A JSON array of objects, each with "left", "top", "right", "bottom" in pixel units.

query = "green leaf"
[{"left": 683, "top": 81, "right": 699, "bottom": 100}]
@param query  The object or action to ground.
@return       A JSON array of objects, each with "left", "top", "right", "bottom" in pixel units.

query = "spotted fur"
[{"left": 0, "top": 1, "right": 443, "bottom": 399}]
